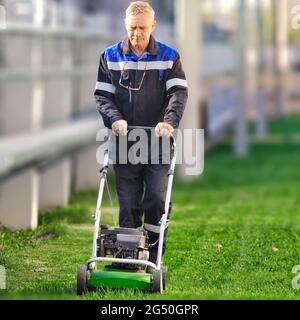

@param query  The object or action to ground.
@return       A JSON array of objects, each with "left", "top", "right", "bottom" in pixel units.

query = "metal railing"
[
  {"left": 0, "top": 23, "right": 114, "bottom": 41},
  {"left": 0, "top": 114, "right": 103, "bottom": 182}
]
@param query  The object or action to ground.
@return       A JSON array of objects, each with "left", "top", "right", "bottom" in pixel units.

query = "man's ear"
[{"left": 152, "top": 20, "right": 157, "bottom": 32}]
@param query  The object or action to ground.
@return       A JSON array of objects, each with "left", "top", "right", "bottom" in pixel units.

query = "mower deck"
[{"left": 87, "top": 267, "right": 152, "bottom": 290}]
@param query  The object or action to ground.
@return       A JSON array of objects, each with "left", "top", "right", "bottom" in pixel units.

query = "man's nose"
[{"left": 133, "top": 28, "right": 142, "bottom": 37}]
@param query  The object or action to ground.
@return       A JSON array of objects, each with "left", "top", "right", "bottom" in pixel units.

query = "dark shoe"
[
  {"left": 146, "top": 264, "right": 166, "bottom": 273},
  {"left": 148, "top": 250, "right": 157, "bottom": 264},
  {"left": 146, "top": 266, "right": 155, "bottom": 274}
]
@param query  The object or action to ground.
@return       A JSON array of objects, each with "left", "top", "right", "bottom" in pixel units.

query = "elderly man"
[{"left": 94, "top": 1, "right": 188, "bottom": 264}]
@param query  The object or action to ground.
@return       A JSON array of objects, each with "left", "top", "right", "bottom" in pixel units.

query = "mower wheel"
[
  {"left": 151, "top": 269, "right": 163, "bottom": 293},
  {"left": 77, "top": 265, "right": 88, "bottom": 296}
]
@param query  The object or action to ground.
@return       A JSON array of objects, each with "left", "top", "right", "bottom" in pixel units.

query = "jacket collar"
[{"left": 121, "top": 35, "right": 159, "bottom": 56}]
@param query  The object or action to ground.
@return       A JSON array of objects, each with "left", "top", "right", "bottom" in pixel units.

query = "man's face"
[{"left": 125, "top": 13, "right": 156, "bottom": 50}]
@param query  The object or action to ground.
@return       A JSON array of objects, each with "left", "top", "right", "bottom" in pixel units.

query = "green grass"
[
  {"left": 249, "top": 115, "right": 300, "bottom": 135},
  {"left": 1, "top": 116, "right": 300, "bottom": 300}
]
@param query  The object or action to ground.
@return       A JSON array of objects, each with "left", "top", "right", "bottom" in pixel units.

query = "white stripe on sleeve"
[
  {"left": 95, "top": 82, "right": 116, "bottom": 94},
  {"left": 166, "top": 78, "right": 188, "bottom": 91}
]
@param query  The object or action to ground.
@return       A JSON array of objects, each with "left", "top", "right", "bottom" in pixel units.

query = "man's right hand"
[{"left": 111, "top": 120, "right": 128, "bottom": 136}]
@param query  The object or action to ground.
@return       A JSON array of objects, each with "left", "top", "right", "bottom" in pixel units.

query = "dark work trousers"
[{"left": 113, "top": 163, "right": 170, "bottom": 263}]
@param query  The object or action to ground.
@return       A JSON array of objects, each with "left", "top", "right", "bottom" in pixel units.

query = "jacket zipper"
[{"left": 129, "top": 83, "right": 132, "bottom": 103}]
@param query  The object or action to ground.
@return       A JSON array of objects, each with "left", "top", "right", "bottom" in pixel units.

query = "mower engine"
[{"left": 97, "top": 225, "right": 150, "bottom": 270}]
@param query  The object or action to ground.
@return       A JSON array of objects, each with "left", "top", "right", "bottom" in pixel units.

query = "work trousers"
[{"left": 113, "top": 163, "right": 171, "bottom": 263}]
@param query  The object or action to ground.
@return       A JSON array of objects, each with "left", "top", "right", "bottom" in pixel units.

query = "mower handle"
[
  {"left": 127, "top": 126, "right": 154, "bottom": 131},
  {"left": 127, "top": 126, "right": 175, "bottom": 144}
]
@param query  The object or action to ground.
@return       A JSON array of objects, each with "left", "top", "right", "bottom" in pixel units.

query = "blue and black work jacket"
[{"left": 94, "top": 35, "right": 188, "bottom": 129}]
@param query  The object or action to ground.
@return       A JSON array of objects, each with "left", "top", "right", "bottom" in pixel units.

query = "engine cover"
[{"left": 97, "top": 225, "right": 150, "bottom": 270}]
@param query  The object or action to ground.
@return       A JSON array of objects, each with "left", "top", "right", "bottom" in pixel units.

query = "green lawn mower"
[{"left": 77, "top": 126, "right": 176, "bottom": 295}]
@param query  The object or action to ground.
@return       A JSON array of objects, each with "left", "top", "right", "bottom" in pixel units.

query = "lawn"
[{"left": 1, "top": 117, "right": 300, "bottom": 300}]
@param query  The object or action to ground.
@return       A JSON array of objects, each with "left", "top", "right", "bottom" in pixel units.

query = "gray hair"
[{"left": 125, "top": 1, "right": 155, "bottom": 20}]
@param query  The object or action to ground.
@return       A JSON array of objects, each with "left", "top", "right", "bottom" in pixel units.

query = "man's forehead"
[{"left": 125, "top": 13, "right": 154, "bottom": 26}]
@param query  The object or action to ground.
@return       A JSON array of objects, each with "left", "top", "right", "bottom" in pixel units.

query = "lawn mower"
[{"left": 77, "top": 126, "right": 176, "bottom": 295}]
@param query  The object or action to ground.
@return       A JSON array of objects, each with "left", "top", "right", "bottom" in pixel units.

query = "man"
[{"left": 94, "top": 1, "right": 188, "bottom": 264}]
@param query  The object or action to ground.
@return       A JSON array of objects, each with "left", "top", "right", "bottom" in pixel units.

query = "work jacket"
[{"left": 94, "top": 35, "right": 188, "bottom": 129}]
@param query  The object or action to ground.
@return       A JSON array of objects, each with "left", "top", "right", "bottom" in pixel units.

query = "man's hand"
[
  {"left": 155, "top": 122, "right": 174, "bottom": 138},
  {"left": 112, "top": 120, "right": 128, "bottom": 136}
]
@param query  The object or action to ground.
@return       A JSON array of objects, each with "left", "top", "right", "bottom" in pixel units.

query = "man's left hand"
[{"left": 155, "top": 122, "right": 174, "bottom": 138}]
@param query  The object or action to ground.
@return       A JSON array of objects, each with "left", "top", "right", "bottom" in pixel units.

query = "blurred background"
[{"left": 0, "top": 0, "right": 300, "bottom": 230}]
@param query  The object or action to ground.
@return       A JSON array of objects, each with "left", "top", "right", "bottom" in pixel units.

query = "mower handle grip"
[
  {"left": 127, "top": 126, "right": 154, "bottom": 131},
  {"left": 127, "top": 126, "right": 175, "bottom": 144}
]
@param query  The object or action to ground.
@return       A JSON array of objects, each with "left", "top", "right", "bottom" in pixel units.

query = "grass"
[
  {"left": 249, "top": 114, "right": 300, "bottom": 135},
  {"left": 1, "top": 116, "right": 300, "bottom": 300}
]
